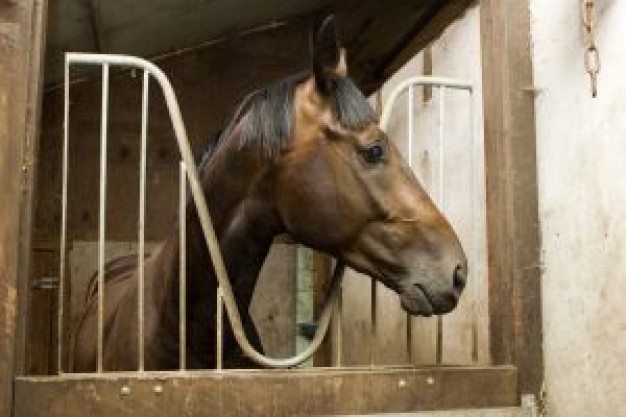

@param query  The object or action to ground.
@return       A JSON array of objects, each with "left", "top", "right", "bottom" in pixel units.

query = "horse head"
[{"left": 271, "top": 17, "right": 468, "bottom": 316}]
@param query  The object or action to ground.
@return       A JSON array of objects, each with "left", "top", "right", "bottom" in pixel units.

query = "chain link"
[{"left": 581, "top": 0, "right": 600, "bottom": 97}]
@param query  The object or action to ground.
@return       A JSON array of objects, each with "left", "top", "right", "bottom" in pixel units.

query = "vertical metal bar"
[
  {"left": 138, "top": 71, "right": 149, "bottom": 372},
  {"left": 406, "top": 84, "right": 415, "bottom": 364},
  {"left": 435, "top": 85, "right": 446, "bottom": 365},
  {"left": 58, "top": 57, "right": 70, "bottom": 374},
  {"left": 370, "top": 89, "right": 382, "bottom": 367},
  {"left": 370, "top": 278, "right": 377, "bottom": 365},
  {"left": 469, "top": 89, "right": 479, "bottom": 363},
  {"left": 216, "top": 288, "right": 223, "bottom": 370},
  {"left": 438, "top": 86, "right": 446, "bottom": 214},
  {"left": 436, "top": 313, "right": 443, "bottom": 364},
  {"left": 97, "top": 64, "right": 110, "bottom": 373},
  {"left": 179, "top": 162, "right": 187, "bottom": 370},
  {"left": 408, "top": 85, "right": 414, "bottom": 166},
  {"left": 333, "top": 284, "right": 343, "bottom": 367}
]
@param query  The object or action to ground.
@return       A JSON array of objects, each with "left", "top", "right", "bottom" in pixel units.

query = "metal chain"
[{"left": 582, "top": 0, "right": 600, "bottom": 97}]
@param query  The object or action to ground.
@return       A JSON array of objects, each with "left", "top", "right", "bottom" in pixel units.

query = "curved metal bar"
[
  {"left": 380, "top": 76, "right": 473, "bottom": 130},
  {"left": 65, "top": 53, "right": 343, "bottom": 368}
]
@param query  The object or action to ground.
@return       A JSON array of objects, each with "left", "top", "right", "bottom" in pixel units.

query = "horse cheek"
[{"left": 277, "top": 153, "right": 353, "bottom": 246}]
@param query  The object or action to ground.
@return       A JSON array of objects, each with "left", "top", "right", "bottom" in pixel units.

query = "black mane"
[{"left": 199, "top": 72, "right": 378, "bottom": 167}]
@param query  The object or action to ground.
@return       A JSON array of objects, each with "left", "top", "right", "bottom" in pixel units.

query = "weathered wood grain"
[{"left": 15, "top": 366, "right": 518, "bottom": 416}]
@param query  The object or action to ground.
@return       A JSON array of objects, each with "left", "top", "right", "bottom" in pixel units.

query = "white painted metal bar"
[
  {"left": 216, "top": 288, "right": 223, "bottom": 370},
  {"left": 179, "top": 162, "right": 187, "bottom": 370},
  {"left": 436, "top": 86, "right": 446, "bottom": 365},
  {"left": 333, "top": 285, "right": 343, "bottom": 367},
  {"left": 438, "top": 87, "right": 446, "bottom": 204},
  {"left": 469, "top": 89, "right": 479, "bottom": 363},
  {"left": 137, "top": 71, "right": 149, "bottom": 372},
  {"left": 408, "top": 85, "right": 415, "bottom": 166},
  {"left": 369, "top": 277, "right": 377, "bottom": 365},
  {"left": 370, "top": 91, "right": 383, "bottom": 367},
  {"left": 381, "top": 77, "right": 472, "bottom": 129},
  {"left": 64, "top": 53, "right": 342, "bottom": 368},
  {"left": 406, "top": 84, "right": 415, "bottom": 364},
  {"left": 97, "top": 64, "right": 110, "bottom": 373},
  {"left": 58, "top": 57, "right": 70, "bottom": 374}
]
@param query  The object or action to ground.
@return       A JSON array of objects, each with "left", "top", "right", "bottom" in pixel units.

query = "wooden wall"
[
  {"left": 28, "top": 20, "right": 312, "bottom": 373},
  {"left": 0, "top": 0, "right": 47, "bottom": 413}
]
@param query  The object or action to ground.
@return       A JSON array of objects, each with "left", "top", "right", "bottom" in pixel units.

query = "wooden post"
[
  {"left": 480, "top": 0, "right": 544, "bottom": 397},
  {"left": 0, "top": 0, "right": 47, "bottom": 413}
]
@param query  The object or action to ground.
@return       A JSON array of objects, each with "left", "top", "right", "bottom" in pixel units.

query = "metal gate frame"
[
  {"left": 56, "top": 54, "right": 481, "bottom": 373},
  {"left": 57, "top": 53, "right": 342, "bottom": 371},
  {"left": 13, "top": 54, "right": 518, "bottom": 416},
  {"left": 379, "top": 77, "right": 481, "bottom": 365}
]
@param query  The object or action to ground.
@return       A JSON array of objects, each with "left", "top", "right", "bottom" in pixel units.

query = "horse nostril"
[{"left": 453, "top": 265, "right": 466, "bottom": 290}]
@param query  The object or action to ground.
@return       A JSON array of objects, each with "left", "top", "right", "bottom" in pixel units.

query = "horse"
[{"left": 72, "top": 17, "right": 468, "bottom": 372}]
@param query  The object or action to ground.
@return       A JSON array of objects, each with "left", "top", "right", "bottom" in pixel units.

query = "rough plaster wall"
[
  {"left": 340, "top": 6, "right": 488, "bottom": 366},
  {"left": 530, "top": 1, "right": 626, "bottom": 415}
]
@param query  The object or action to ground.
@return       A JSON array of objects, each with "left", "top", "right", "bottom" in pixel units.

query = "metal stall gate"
[
  {"left": 328, "top": 77, "right": 483, "bottom": 368},
  {"left": 382, "top": 77, "right": 481, "bottom": 366},
  {"left": 13, "top": 54, "right": 517, "bottom": 417}
]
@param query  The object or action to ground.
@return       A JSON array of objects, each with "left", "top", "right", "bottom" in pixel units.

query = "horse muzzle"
[{"left": 398, "top": 263, "right": 467, "bottom": 316}]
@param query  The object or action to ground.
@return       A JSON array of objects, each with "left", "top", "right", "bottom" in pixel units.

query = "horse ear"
[{"left": 311, "top": 15, "right": 347, "bottom": 95}]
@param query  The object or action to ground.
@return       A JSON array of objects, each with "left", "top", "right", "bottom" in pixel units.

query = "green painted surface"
[{"left": 296, "top": 246, "right": 315, "bottom": 366}]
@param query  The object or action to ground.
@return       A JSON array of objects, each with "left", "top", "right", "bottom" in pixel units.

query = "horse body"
[
  {"left": 74, "top": 123, "right": 276, "bottom": 371},
  {"left": 72, "top": 17, "right": 468, "bottom": 372}
]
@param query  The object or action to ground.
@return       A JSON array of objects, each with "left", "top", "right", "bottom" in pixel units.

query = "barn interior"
[
  {"left": 7, "top": 0, "right": 625, "bottom": 416},
  {"left": 4, "top": 0, "right": 530, "bottom": 415}
]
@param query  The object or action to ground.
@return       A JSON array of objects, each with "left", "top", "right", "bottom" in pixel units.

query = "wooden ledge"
[{"left": 15, "top": 366, "right": 518, "bottom": 416}]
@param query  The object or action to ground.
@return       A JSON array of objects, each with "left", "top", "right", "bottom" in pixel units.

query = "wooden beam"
[
  {"left": 15, "top": 0, "right": 48, "bottom": 377},
  {"left": 479, "top": 0, "right": 543, "bottom": 397},
  {"left": 372, "top": 0, "right": 473, "bottom": 79},
  {"left": 0, "top": 0, "right": 47, "bottom": 414},
  {"left": 87, "top": 0, "right": 104, "bottom": 52},
  {"left": 15, "top": 366, "right": 518, "bottom": 416},
  {"left": 336, "top": 0, "right": 474, "bottom": 94}
]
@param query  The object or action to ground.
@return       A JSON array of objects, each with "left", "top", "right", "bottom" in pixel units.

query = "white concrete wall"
[
  {"left": 530, "top": 1, "right": 626, "bottom": 415},
  {"left": 341, "top": 1, "right": 626, "bottom": 413}
]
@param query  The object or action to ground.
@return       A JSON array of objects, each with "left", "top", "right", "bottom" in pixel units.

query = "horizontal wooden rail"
[{"left": 15, "top": 366, "right": 517, "bottom": 416}]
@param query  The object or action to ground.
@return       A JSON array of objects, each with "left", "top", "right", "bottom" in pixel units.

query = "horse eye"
[{"left": 361, "top": 144, "right": 385, "bottom": 164}]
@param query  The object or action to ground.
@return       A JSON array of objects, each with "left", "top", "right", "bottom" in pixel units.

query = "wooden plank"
[
  {"left": 25, "top": 247, "right": 56, "bottom": 375},
  {"left": 0, "top": 0, "right": 47, "bottom": 414},
  {"left": 16, "top": 0, "right": 48, "bottom": 377},
  {"left": 0, "top": 17, "right": 22, "bottom": 415},
  {"left": 479, "top": 0, "right": 543, "bottom": 396},
  {"left": 250, "top": 242, "right": 297, "bottom": 358},
  {"left": 337, "top": 409, "right": 525, "bottom": 417},
  {"left": 14, "top": 366, "right": 518, "bottom": 416}
]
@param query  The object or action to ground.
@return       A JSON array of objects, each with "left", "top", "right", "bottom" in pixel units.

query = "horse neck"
[{"left": 154, "top": 131, "right": 283, "bottom": 323}]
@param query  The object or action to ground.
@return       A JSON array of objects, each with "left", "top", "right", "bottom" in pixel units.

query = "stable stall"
[{"left": 0, "top": 0, "right": 541, "bottom": 415}]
